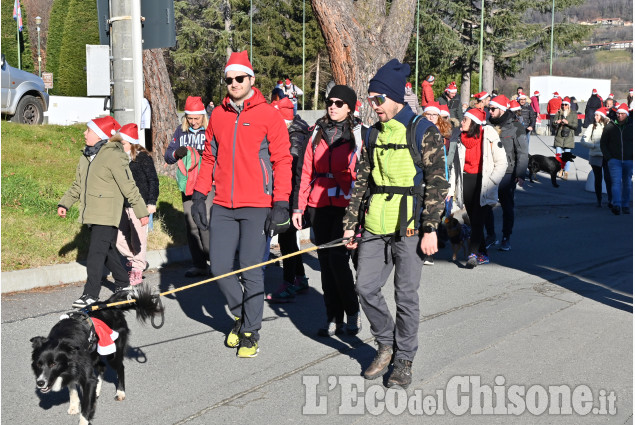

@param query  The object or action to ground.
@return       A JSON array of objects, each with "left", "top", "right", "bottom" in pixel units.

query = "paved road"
[{"left": 2, "top": 136, "right": 632, "bottom": 424}]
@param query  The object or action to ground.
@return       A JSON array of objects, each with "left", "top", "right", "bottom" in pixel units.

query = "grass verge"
[{"left": 1, "top": 122, "right": 187, "bottom": 271}]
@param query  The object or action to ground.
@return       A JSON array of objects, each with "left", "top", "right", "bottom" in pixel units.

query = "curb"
[{"left": 0, "top": 228, "right": 311, "bottom": 294}]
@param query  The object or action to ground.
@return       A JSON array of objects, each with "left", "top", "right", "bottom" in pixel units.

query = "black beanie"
[
  {"left": 368, "top": 59, "right": 410, "bottom": 104},
  {"left": 327, "top": 85, "right": 357, "bottom": 112}
]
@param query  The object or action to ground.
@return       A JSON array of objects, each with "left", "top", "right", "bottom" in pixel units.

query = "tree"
[
  {"left": 311, "top": 0, "right": 417, "bottom": 121},
  {"left": 45, "top": 0, "right": 71, "bottom": 92},
  {"left": 1, "top": 0, "right": 35, "bottom": 72}
]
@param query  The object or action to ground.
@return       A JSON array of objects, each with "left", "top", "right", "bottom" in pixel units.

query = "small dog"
[
  {"left": 30, "top": 285, "right": 163, "bottom": 425},
  {"left": 528, "top": 152, "right": 576, "bottom": 188},
  {"left": 443, "top": 216, "right": 471, "bottom": 260}
]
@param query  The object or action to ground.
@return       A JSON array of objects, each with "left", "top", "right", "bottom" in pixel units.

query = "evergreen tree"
[
  {"left": 1, "top": 0, "right": 35, "bottom": 73},
  {"left": 45, "top": 0, "right": 72, "bottom": 89}
]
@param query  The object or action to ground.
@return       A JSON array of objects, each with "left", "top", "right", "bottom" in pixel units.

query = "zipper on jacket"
[
  {"left": 231, "top": 111, "right": 241, "bottom": 208},
  {"left": 81, "top": 157, "right": 94, "bottom": 222}
]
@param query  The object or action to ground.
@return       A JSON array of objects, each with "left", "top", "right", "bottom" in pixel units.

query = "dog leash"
[{"left": 85, "top": 237, "right": 348, "bottom": 312}]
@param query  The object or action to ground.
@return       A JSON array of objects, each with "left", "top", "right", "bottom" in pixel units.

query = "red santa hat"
[
  {"left": 118, "top": 123, "right": 139, "bottom": 145},
  {"left": 471, "top": 91, "right": 490, "bottom": 101},
  {"left": 87, "top": 116, "right": 121, "bottom": 140},
  {"left": 354, "top": 100, "right": 361, "bottom": 117},
  {"left": 562, "top": 97, "right": 571, "bottom": 105},
  {"left": 607, "top": 93, "right": 614, "bottom": 99},
  {"left": 594, "top": 107, "right": 608, "bottom": 118},
  {"left": 405, "top": 81, "right": 412, "bottom": 89},
  {"left": 273, "top": 97, "right": 294, "bottom": 121},
  {"left": 592, "top": 88, "right": 598, "bottom": 95},
  {"left": 424, "top": 102, "right": 441, "bottom": 115},
  {"left": 490, "top": 95, "right": 510, "bottom": 111},
  {"left": 224, "top": 50, "right": 254, "bottom": 76},
  {"left": 533, "top": 90, "right": 540, "bottom": 96},
  {"left": 517, "top": 92, "right": 527, "bottom": 100},
  {"left": 91, "top": 317, "right": 119, "bottom": 355},
  {"left": 616, "top": 103, "right": 629, "bottom": 116},
  {"left": 630, "top": 88, "right": 633, "bottom": 95},
  {"left": 553, "top": 92, "right": 560, "bottom": 97},
  {"left": 184, "top": 96, "right": 206, "bottom": 115},
  {"left": 509, "top": 100, "right": 521, "bottom": 111},
  {"left": 464, "top": 108, "right": 486, "bottom": 125},
  {"left": 439, "top": 104, "right": 450, "bottom": 117},
  {"left": 445, "top": 81, "right": 458, "bottom": 93},
  {"left": 285, "top": 78, "right": 292, "bottom": 86}
]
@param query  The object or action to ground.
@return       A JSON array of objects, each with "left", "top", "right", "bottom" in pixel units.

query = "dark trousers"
[
  {"left": 591, "top": 161, "right": 612, "bottom": 204},
  {"left": 210, "top": 205, "right": 268, "bottom": 339},
  {"left": 278, "top": 226, "right": 305, "bottom": 283},
  {"left": 182, "top": 191, "right": 213, "bottom": 268},
  {"left": 84, "top": 225, "right": 129, "bottom": 298},
  {"left": 485, "top": 173, "right": 516, "bottom": 240},
  {"left": 463, "top": 173, "right": 491, "bottom": 255},
  {"left": 307, "top": 206, "right": 358, "bottom": 323},
  {"left": 355, "top": 231, "right": 424, "bottom": 361}
]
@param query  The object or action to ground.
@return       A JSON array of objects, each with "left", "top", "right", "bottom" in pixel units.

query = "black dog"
[
  {"left": 528, "top": 152, "right": 576, "bottom": 187},
  {"left": 30, "top": 285, "right": 163, "bottom": 425}
]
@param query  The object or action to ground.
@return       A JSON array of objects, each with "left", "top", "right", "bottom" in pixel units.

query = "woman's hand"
[
  {"left": 292, "top": 212, "right": 303, "bottom": 230},
  {"left": 147, "top": 205, "right": 157, "bottom": 214}
]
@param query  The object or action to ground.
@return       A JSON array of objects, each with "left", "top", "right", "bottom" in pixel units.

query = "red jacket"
[
  {"left": 297, "top": 123, "right": 357, "bottom": 212},
  {"left": 547, "top": 97, "right": 562, "bottom": 115},
  {"left": 421, "top": 80, "right": 435, "bottom": 107},
  {"left": 194, "top": 88, "right": 292, "bottom": 208}
]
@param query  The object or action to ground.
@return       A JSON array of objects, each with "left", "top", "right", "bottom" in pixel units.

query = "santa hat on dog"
[
  {"left": 225, "top": 50, "right": 254, "bottom": 76},
  {"left": 87, "top": 116, "right": 121, "bottom": 140},
  {"left": 445, "top": 81, "right": 458, "bottom": 93},
  {"left": 118, "top": 123, "right": 139, "bottom": 145},
  {"left": 471, "top": 91, "right": 490, "bottom": 101},
  {"left": 464, "top": 108, "right": 486, "bottom": 125},
  {"left": 490, "top": 95, "right": 510, "bottom": 111},
  {"left": 509, "top": 100, "right": 521, "bottom": 112},
  {"left": 184, "top": 96, "right": 206, "bottom": 115},
  {"left": 439, "top": 104, "right": 450, "bottom": 117}
]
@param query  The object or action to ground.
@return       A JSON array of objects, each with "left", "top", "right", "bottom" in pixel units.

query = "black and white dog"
[
  {"left": 30, "top": 284, "right": 163, "bottom": 425},
  {"left": 528, "top": 151, "right": 576, "bottom": 188}
]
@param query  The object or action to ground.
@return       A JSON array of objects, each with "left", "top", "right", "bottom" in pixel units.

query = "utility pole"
[{"left": 110, "top": 0, "right": 144, "bottom": 146}]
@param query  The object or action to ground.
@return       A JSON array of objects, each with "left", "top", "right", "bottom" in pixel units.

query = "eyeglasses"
[
  {"left": 224, "top": 74, "right": 250, "bottom": 85},
  {"left": 367, "top": 94, "right": 388, "bottom": 107},
  {"left": 488, "top": 107, "right": 498, "bottom": 112},
  {"left": 424, "top": 113, "right": 439, "bottom": 118},
  {"left": 326, "top": 99, "right": 345, "bottom": 108}
]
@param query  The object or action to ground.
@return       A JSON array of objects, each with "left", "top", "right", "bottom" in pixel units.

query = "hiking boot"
[
  {"left": 237, "top": 332, "right": 259, "bottom": 358},
  {"left": 346, "top": 311, "right": 362, "bottom": 335},
  {"left": 226, "top": 316, "right": 242, "bottom": 348},
  {"left": 477, "top": 254, "right": 490, "bottom": 265},
  {"left": 498, "top": 238, "right": 511, "bottom": 251},
  {"left": 185, "top": 266, "right": 209, "bottom": 277},
  {"left": 317, "top": 321, "right": 344, "bottom": 337},
  {"left": 293, "top": 275, "right": 310, "bottom": 293},
  {"left": 72, "top": 294, "right": 99, "bottom": 309},
  {"left": 363, "top": 343, "right": 393, "bottom": 380},
  {"left": 387, "top": 359, "right": 413, "bottom": 389},
  {"left": 423, "top": 255, "right": 434, "bottom": 266},
  {"left": 612, "top": 206, "right": 621, "bottom": 215},
  {"left": 466, "top": 253, "right": 478, "bottom": 269},
  {"left": 484, "top": 234, "right": 498, "bottom": 249},
  {"left": 128, "top": 269, "right": 143, "bottom": 286},
  {"left": 622, "top": 207, "right": 630, "bottom": 214},
  {"left": 266, "top": 282, "right": 297, "bottom": 303}
]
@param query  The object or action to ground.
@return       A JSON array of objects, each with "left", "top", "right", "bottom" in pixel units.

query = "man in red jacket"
[
  {"left": 547, "top": 92, "right": 563, "bottom": 135},
  {"left": 191, "top": 51, "right": 292, "bottom": 358},
  {"left": 420, "top": 74, "right": 435, "bottom": 107}
]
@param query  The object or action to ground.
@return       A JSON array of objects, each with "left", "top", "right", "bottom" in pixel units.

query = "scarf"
[
  {"left": 83, "top": 140, "right": 108, "bottom": 157},
  {"left": 461, "top": 128, "right": 483, "bottom": 174}
]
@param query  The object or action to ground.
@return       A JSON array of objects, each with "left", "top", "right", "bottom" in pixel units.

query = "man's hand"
[
  {"left": 191, "top": 191, "right": 209, "bottom": 231},
  {"left": 265, "top": 201, "right": 290, "bottom": 237},
  {"left": 140, "top": 216, "right": 149, "bottom": 226},
  {"left": 57, "top": 206, "right": 67, "bottom": 218},
  {"left": 147, "top": 205, "right": 157, "bottom": 214},
  {"left": 420, "top": 232, "right": 438, "bottom": 256},
  {"left": 527, "top": 126, "right": 533, "bottom": 132},
  {"left": 292, "top": 212, "right": 303, "bottom": 230},
  {"left": 343, "top": 229, "right": 357, "bottom": 250}
]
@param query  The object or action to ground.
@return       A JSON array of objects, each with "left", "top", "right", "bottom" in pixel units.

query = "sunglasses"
[
  {"left": 224, "top": 74, "right": 250, "bottom": 85},
  {"left": 488, "top": 107, "right": 498, "bottom": 112},
  {"left": 367, "top": 94, "right": 388, "bottom": 107},
  {"left": 326, "top": 99, "right": 345, "bottom": 108}
]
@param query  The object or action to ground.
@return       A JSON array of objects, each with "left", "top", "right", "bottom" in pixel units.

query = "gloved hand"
[
  {"left": 191, "top": 190, "right": 209, "bottom": 231},
  {"left": 264, "top": 201, "right": 290, "bottom": 237},
  {"left": 175, "top": 146, "right": 188, "bottom": 159}
]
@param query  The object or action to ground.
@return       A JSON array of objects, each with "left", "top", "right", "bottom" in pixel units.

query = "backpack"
[{"left": 176, "top": 147, "right": 201, "bottom": 196}]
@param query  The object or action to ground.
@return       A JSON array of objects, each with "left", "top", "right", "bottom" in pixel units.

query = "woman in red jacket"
[{"left": 292, "top": 85, "right": 361, "bottom": 337}]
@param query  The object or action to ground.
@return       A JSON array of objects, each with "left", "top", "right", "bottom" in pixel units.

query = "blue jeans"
[
  {"left": 607, "top": 159, "right": 633, "bottom": 208},
  {"left": 555, "top": 147, "right": 572, "bottom": 172}
]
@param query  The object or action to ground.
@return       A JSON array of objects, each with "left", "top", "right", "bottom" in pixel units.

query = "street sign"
[
  {"left": 42, "top": 72, "right": 53, "bottom": 89},
  {"left": 96, "top": 0, "right": 176, "bottom": 49}
]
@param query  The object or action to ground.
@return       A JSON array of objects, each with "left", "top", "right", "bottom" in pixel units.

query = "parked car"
[{"left": 1, "top": 53, "right": 49, "bottom": 124}]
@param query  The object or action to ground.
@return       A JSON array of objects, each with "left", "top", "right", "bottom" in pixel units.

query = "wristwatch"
[{"left": 421, "top": 225, "right": 436, "bottom": 234}]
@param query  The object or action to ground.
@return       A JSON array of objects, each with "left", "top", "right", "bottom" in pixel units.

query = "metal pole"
[
  {"left": 415, "top": 0, "right": 420, "bottom": 98},
  {"left": 478, "top": 0, "right": 484, "bottom": 91},
  {"left": 302, "top": 0, "right": 305, "bottom": 111},
  {"left": 111, "top": 0, "right": 135, "bottom": 126},
  {"left": 36, "top": 19, "right": 41, "bottom": 77},
  {"left": 16, "top": 13, "right": 21, "bottom": 70},
  {"left": 131, "top": 0, "right": 144, "bottom": 147},
  {"left": 550, "top": 0, "right": 555, "bottom": 75},
  {"left": 250, "top": 0, "right": 253, "bottom": 64}
]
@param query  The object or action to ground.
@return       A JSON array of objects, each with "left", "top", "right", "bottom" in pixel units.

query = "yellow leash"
[{"left": 87, "top": 238, "right": 347, "bottom": 311}]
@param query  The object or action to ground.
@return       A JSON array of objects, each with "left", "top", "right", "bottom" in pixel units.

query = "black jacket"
[
  {"left": 437, "top": 93, "right": 463, "bottom": 121},
  {"left": 124, "top": 151, "right": 159, "bottom": 207},
  {"left": 584, "top": 94, "right": 603, "bottom": 128},
  {"left": 489, "top": 110, "right": 529, "bottom": 178},
  {"left": 519, "top": 104, "right": 537, "bottom": 130},
  {"left": 288, "top": 114, "right": 310, "bottom": 210},
  {"left": 601, "top": 119, "right": 633, "bottom": 161}
]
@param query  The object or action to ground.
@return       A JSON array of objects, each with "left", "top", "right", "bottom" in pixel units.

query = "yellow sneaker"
[
  {"left": 237, "top": 332, "right": 259, "bottom": 358},
  {"left": 226, "top": 316, "right": 242, "bottom": 348}
]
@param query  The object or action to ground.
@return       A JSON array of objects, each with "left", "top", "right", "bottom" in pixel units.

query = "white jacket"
[
  {"left": 579, "top": 121, "right": 605, "bottom": 159},
  {"left": 448, "top": 125, "right": 508, "bottom": 209}
]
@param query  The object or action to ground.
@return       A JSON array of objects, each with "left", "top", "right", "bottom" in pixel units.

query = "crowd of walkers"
[{"left": 57, "top": 51, "right": 633, "bottom": 388}]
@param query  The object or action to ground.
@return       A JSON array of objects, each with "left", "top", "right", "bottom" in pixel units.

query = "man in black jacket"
[
  {"left": 518, "top": 93, "right": 537, "bottom": 146},
  {"left": 584, "top": 89, "right": 603, "bottom": 128},
  {"left": 600, "top": 103, "right": 633, "bottom": 215},
  {"left": 437, "top": 81, "right": 462, "bottom": 123}
]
